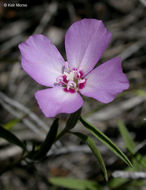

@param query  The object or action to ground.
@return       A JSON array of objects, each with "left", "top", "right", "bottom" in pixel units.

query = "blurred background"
[{"left": 0, "top": 0, "right": 146, "bottom": 189}]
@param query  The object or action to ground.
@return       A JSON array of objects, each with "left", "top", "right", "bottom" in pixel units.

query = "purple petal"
[
  {"left": 35, "top": 87, "right": 84, "bottom": 117},
  {"left": 19, "top": 34, "right": 65, "bottom": 87},
  {"left": 65, "top": 19, "right": 111, "bottom": 75},
  {"left": 80, "top": 57, "right": 129, "bottom": 103}
]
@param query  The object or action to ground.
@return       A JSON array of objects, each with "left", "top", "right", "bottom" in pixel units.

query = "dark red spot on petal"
[
  {"left": 78, "top": 79, "right": 87, "bottom": 89},
  {"left": 63, "top": 75, "right": 68, "bottom": 83},
  {"left": 79, "top": 71, "right": 84, "bottom": 78},
  {"left": 63, "top": 88, "right": 76, "bottom": 93}
]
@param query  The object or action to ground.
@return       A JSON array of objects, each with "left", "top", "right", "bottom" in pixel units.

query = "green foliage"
[
  {"left": 0, "top": 126, "right": 26, "bottom": 150},
  {"left": 132, "top": 154, "right": 146, "bottom": 170},
  {"left": 134, "top": 89, "right": 146, "bottom": 97},
  {"left": 118, "top": 120, "right": 135, "bottom": 154},
  {"left": 56, "top": 108, "right": 82, "bottom": 140},
  {"left": 66, "top": 108, "right": 82, "bottom": 130},
  {"left": 109, "top": 122, "right": 146, "bottom": 189},
  {"left": 49, "top": 177, "right": 101, "bottom": 190},
  {"left": 80, "top": 117, "right": 133, "bottom": 167},
  {"left": 71, "top": 132, "right": 108, "bottom": 181},
  {"left": 109, "top": 177, "right": 129, "bottom": 189},
  {"left": 2, "top": 119, "right": 21, "bottom": 130},
  {"left": 29, "top": 118, "right": 59, "bottom": 160}
]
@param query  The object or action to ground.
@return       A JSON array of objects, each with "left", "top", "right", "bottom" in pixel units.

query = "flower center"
[{"left": 56, "top": 66, "right": 87, "bottom": 93}]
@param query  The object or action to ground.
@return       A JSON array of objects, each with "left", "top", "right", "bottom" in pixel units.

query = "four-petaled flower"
[{"left": 19, "top": 19, "right": 129, "bottom": 118}]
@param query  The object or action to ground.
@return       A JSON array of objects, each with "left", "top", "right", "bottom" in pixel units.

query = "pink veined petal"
[
  {"left": 19, "top": 34, "right": 65, "bottom": 87},
  {"left": 80, "top": 57, "right": 129, "bottom": 103},
  {"left": 65, "top": 18, "right": 112, "bottom": 75},
  {"left": 35, "top": 87, "right": 84, "bottom": 118}
]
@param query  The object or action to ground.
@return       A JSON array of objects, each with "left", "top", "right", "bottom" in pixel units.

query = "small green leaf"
[
  {"left": 30, "top": 118, "right": 59, "bottom": 160},
  {"left": 118, "top": 120, "right": 135, "bottom": 155},
  {"left": 49, "top": 177, "right": 101, "bottom": 190},
  {"left": 132, "top": 155, "right": 146, "bottom": 170},
  {"left": 0, "top": 126, "right": 26, "bottom": 150},
  {"left": 2, "top": 119, "right": 21, "bottom": 130},
  {"left": 135, "top": 89, "right": 146, "bottom": 96},
  {"left": 80, "top": 117, "right": 133, "bottom": 167},
  {"left": 109, "top": 178, "right": 128, "bottom": 189},
  {"left": 56, "top": 108, "right": 82, "bottom": 140},
  {"left": 72, "top": 132, "right": 108, "bottom": 181}
]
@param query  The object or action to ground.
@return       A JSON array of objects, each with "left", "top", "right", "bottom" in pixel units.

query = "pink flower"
[{"left": 19, "top": 19, "right": 129, "bottom": 118}]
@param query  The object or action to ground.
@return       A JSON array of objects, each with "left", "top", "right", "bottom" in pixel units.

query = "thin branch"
[
  {"left": 112, "top": 171, "right": 146, "bottom": 179},
  {"left": 86, "top": 96, "right": 146, "bottom": 123},
  {"left": 48, "top": 145, "right": 91, "bottom": 156},
  {"left": 120, "top": 40, "right": 146, "bottom": 61},
  {"left": 0, "top": 91, "right": 62, "bottom": 149},
  {"left": 139, "top": 0, "right": 146, "bottom": 6},
  {"left": 34, "top": 2, "right": 58, "bottom": 34},
  {"left": 0, "top": 98, "right": 45, "bottom": 139},
  {"left": 0, "top": 91, "right": 49, "bottom": 132}
]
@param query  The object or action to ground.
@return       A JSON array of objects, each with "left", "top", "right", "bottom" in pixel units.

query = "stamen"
[
  {"left": 67, "top": 81, "right": 76, "bottom": 90},
  {"left": 78, "top": 78, "right": 86, "bottom": 84},
  {"left": 56, "top": 67, "right": 87, "bottom": 93},
  {"left": 56, "top": 76, "right": 63, "bottom": 84}
]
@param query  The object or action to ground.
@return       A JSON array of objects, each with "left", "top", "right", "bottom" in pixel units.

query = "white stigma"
[
  {"left": 55, "top": 63, "right": 87, "bottom": 93},
  {"left": 64, "top": 71, "right": 75, "bottom": 81}
]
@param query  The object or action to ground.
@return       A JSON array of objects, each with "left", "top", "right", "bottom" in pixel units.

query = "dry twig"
[{"left": 112, "top": 171, "right": 146, "bottom": 179}]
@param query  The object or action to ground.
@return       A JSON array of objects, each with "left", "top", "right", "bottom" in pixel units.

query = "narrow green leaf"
[
  {"left": 132, "top": 154, "right": 146, "bottom": 170},
  {"left": 109, "top": 178, "right": 128, "bottom": 189},
  {"left": 2, "top": 119, "right": 21, "bottom": 130},
  {"left": 30, "top": 118, "right": 59, "bottom": 160},
  {"left": 56, "top": 108, "right": 82, "bottom": 140},
  {"left": 118, "top": 120, "right": 135, "bottom": 154},
  {"left": 0, "top": 126, "right": 26, "bottom": 150},
  {"left": 49, "top": 177, "right": 101, "bottom": 190},
  {"left": 80, "top": 117, "right": 133, "bottom": 167},
  {"left": 72, "top": 132, "right": 108, "bottom": 181}
]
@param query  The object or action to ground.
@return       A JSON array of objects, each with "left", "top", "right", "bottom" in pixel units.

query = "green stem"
[{"left": 56, "top": 108, "right": 82, "bottom": 141}]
